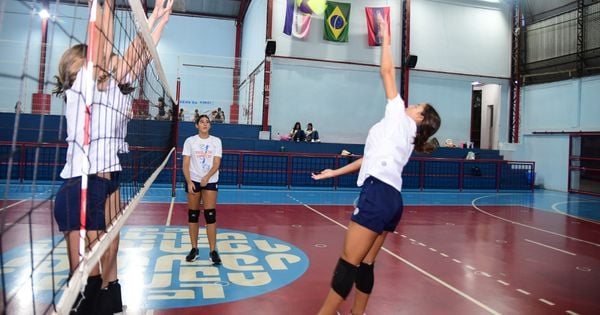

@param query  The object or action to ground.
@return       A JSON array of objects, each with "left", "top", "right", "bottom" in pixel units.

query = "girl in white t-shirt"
[
  {"left": 182, "top": 114, "right": 223, "bottom": 264},
  {"left": 52, "top": 0, "right": 173, "bottom": 313},
  {"left": 313, "top": 15, "right": 441, "bottom": 315}
]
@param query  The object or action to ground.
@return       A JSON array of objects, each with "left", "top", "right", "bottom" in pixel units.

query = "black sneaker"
[
  {"left": 210, "top": 250, "right": 222, "bottom": 265},
  {"left": 70, "top": 275, "right": 102, "bottom": 315},
  {"left": 186, "top": 248, "right": 198, "bottom": 262},
  {"left": 108, "top": 280, "right": 123, "bottom": 313}
]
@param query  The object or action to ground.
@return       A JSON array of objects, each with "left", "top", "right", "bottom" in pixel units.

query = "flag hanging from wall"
[
  {"left": 324, "top": 2, "right": 351, "bottom": 42},
  {"left": 283, "top": 0, "right": 314, "bottom": 38},
  {"left": 365, "top": 7, "right": 390, "bottom": 46}
]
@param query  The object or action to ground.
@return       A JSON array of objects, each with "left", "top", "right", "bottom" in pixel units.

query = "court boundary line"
[
  {"left": 289, "top": 195, "right": 501, "bottom": 315},
  {"left": 472, "top": 195, "right": 600, "bottom": 247},
  {"left": 0, "top": 188, "right": 53, "bottom": 212},
  {"left": 524, "top": 239, "right": 576, "bottom": 256},
  {"left": 166, "top": 196, "right": 176, "bottom": 226},
  {"left": 551, "top": 201, "right": 600, "bottom": 224}
]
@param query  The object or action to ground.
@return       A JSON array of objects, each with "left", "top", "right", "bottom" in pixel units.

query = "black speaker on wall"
[
  {"left": 265, "top": 40, "right": 276, "bottom": 56},
  {"left": 404, "top": 55, "right": 418, "bottom": 68}
]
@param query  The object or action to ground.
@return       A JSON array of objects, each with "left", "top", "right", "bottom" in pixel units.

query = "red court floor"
[{"left": 1, "top": 194, "right": 600, "bottom": 315}]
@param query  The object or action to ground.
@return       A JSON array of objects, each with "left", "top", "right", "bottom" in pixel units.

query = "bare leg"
[
  {"left": 65, "top": 231, "right": 101, "bottom": 277},
  {"left": 187, "top": 191, "right": 202, "bottom": 248},
  {"left": 317, "top": 221, "right": 379, "bottom": 315},
  {"left": 101, "top": 189, "right": 121, "bottom": 287},
  {"left": 351, "top": 232, "right": 388, "bottom": 315},
  {"left": 201, "top": 189, "right": 218, "bottom": 252}
]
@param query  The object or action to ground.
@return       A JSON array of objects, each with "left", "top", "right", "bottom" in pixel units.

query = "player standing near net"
[
  {"left": 52, "top": 0, "right": 173, "bottom": 313},
  {"left": 313, "top": 14, "right": 441, "bottom": 315},
  {"left": 182, "top": 114, "right": 223, "bottom": 264}
]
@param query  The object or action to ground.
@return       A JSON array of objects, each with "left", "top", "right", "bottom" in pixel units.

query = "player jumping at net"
[
  {"left": 52, "top": 0, "right": 173, "bottom": 313},
  {"left": 312, "top": 14, "right": 441, "bottom": 315},
  {"left": 182, "top": 114, "right": 223, "bottom": 264}
]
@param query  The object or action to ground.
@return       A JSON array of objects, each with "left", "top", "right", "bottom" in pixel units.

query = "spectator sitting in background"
[
  {"left": 305, "top": 122, "right": 320, "bottom": 142},
  {"left": 155, "top": 97, "right": 166, "bottom": 120},
  {"left": 179, "top": 108, "right": 184, "bottom": 121},
  {"left": 194, "top": 109, "right": 200, "bottom": 122},
  {"left": 290, "top": 121, "right": 305, "bottom": 142},
  {"left": 211, "top": 107, "right": 225, "bottom": 123}
]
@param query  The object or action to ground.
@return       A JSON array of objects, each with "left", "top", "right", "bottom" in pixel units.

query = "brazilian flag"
[{"left": 324, "top": 1, "right": 351, "bottom": 42}]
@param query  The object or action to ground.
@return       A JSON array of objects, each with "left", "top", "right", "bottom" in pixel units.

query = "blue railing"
[{"left": 1, "top": 142, "right": 534, "bottom": 191}]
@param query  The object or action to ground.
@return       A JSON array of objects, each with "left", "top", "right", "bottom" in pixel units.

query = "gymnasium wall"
[
  {"left": 159, "top": 15, "right": 236, "bottom": 121},
  {"left": 0, "top": 1, "right": 236, "bottom": 120},
  {"left": 0, "top": 1, "right": 85, "bottom": 115},
  {"left": 502, "top": 75, "right": 600, "bottom": 191},
  {"left": 4, "top": 0, "right": 598, "bottom": 192},
  {"left": 259, "top": 0, "right": 512, "bottom": 144}
]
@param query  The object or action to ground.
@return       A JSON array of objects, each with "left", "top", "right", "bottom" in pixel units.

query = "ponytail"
[{"left": 413, "top": 104, "right": 441, "bottom": 154}]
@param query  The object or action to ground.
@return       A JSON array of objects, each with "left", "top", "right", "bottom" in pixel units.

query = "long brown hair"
[{"left": 413, "top": 103, "right": 441, "bottom": 154}]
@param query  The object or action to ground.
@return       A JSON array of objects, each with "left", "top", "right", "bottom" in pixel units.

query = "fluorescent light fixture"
[
  {"left": 39, "top": 9, "right": 50, "bottom": 19},
  {"left": 471, "top": 81, "right": 481, "bottom": 85}
]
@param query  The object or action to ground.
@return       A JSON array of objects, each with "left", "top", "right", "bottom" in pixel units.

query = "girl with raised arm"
[{"left": 315, "top": 14, "right": 441, "bottom": 315}]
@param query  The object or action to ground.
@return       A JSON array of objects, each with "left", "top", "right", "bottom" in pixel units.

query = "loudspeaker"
[
  {"left": 404, "top": 55, "right": 418, "bottom": 68},
  {"left": 265, "top": 40, "right": 276, "bottom": 56}
]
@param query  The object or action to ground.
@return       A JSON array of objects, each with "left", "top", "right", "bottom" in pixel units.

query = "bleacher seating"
[
  {"left": 0, "top": 113, "right": 504, "bottom": 160},
  {"left": 2, "top": 113, "right": 529, "bottom": 191}
]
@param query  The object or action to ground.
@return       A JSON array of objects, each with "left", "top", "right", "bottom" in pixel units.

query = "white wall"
[
  {"left": 265, "top": 0, "right": 512, "bottom": 143},
  {"left": 411, "top": 0, "right": 511, "bottom": 77},
  {"left": 241, "top": 0, "right": 268, "bottom": 125},
  {"left": 500, "top": 76, "right": 600, "bottom": 191},
  {"left": 507, "top": 134, "right": 570, "bottom": 191},
  {"left": 162, "top": 16, "right": 236, "bottom": 120},
  {"left": 0, "top": 1, "right": 236, "bottom": 118}
]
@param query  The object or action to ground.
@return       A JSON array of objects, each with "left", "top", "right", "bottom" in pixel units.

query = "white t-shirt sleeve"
[
  {"left": 214, "top": 137, "right": 223, "bottom": 157},
  {"left": 182, "top": 137, "right": 191, "bottom": 156}
]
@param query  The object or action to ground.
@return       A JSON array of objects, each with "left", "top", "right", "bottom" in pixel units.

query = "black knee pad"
[
  {"left": 331, "top": 258, "right": 358, "bottom": 299},
  {"left": 188, "top": 209, "right": 200, "bottom": 223},
  {"left": 204, "top": 208, "right": 216, "bottom": 224},
  {"left": 355, "top": 262, "right": 374, "bottom": 294}
]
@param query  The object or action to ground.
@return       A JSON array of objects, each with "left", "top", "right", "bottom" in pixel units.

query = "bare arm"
[
  {"left": 311, "top": 158, "right": 363, "bottom": 180},
  {"left": 182, "top": 155, "right": 197, "bottom": 194},
  {"left": 200, "top": 156, "right": 222, "bottom": 187},
  {"left": 378, "top": 13, "right": 398, "bottom": 100},
  {"left": 89, "top": 0, "right": 114, "bottom": 87},
  {"left": 116, "top": 0, "right": 173, "bottom": 83}
]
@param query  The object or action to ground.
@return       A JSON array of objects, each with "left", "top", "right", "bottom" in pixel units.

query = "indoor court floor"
[{"left": 2, "top": 184, "right": 600, "bottom": 315}]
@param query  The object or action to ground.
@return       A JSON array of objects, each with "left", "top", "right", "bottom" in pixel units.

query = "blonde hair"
[
  {"left": 52, "top": 44, "right": 86, "bottom": 99},
  {"left": 53, "top": 44, "right": 134, "bottom": 97}
]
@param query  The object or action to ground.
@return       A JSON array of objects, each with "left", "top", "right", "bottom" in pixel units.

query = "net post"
[{"left": 171, "top": 77, "right": 182, "bottom": 197}]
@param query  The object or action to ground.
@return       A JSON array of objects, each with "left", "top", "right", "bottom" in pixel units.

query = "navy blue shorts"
[
  {"left": 53, "top": 173, "right": 120, "bottom": 232},
  {"left": 184, "top": 181, "right": 218, "bottom": 193},
  {"left": 351, "top": 176, "right": 404, "bottom": 234}
]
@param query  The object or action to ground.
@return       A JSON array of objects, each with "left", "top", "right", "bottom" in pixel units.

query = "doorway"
[
  {"left": 470, "top": 89, "right": 482, "bottom": 149},
  {"left": 471, "top": 84, "right": 501, "bottom": 150}
]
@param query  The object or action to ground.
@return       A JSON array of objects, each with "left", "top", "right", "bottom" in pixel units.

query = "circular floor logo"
[{"left": 2, "top": 226, "right": 309, "bottom": 310}]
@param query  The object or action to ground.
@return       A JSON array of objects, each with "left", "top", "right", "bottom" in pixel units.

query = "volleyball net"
[{"left": 0, "top": 0, "right": 176, "bottom": 313}]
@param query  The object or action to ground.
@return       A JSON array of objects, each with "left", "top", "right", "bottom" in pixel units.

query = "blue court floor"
[
  {"left": 139, "top": 184, "right": 600, "bottom": 222},
  {"left": 3, "top": 182, "right": 600, "bottom": 222}
]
